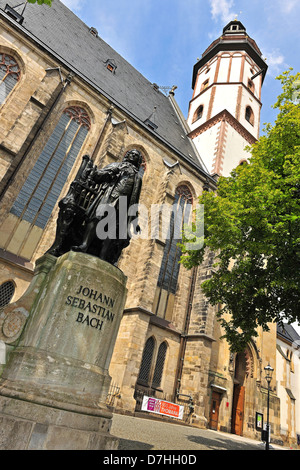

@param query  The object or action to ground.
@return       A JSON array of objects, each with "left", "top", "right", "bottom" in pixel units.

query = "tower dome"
[{"left": 222, "top": 20, "right": 247, "bottom": 35}]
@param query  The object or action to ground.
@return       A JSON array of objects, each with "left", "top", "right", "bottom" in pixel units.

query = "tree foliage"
[
  {"left": 27, "top": 0, "right": 52, "bottom": 5},
  {"left": 181, "top": 70, "right": 300, "bottom": 352}
]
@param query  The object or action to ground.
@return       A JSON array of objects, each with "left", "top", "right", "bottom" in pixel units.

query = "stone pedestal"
[{"left": 0, "top": 251, "right": 127, "bottom": 450}]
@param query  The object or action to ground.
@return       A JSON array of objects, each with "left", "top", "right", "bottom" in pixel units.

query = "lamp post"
[{"left": 264, "top": 363, "right": 274, "bottom": 451}]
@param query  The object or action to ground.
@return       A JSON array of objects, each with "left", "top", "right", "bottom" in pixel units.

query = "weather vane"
[
  {"left": 234, "top": 11, "right": 243, "bottom": 21},
  {"left": 158, "top": 85, "right": 177, "bottom": 96}
]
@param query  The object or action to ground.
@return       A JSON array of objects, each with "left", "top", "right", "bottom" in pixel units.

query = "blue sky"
[{"left": 61, "top": 0, "right": 300, "bottom": 134}]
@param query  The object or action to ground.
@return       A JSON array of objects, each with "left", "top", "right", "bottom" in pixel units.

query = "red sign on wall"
[{"left": 142, "top": 396, "right": 184, "bottom": 420}]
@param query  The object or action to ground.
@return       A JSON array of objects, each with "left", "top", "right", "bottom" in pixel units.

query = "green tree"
[
  {"left": 27, "top": 0, "right": 52, "bottom": 5},
  {"left": 180, "top": 70, "right": 300, "bottom": 352}
]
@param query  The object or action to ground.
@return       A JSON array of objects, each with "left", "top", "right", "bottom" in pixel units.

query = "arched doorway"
[{"left": 231, "top": 350, "right": 248, "bottom": 435}]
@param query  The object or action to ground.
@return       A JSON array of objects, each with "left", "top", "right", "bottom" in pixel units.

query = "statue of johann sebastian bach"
[{"left": 47, "top": 149, "right": 143, "bottom": 265}]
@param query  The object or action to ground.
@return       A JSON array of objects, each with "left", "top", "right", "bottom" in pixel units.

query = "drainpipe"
[{"left": 0, "top": 69, "right": 73, "bottom": 202}]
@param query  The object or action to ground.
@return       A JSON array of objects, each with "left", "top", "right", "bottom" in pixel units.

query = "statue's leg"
[
  {"left": 71, "top": 220, "right": 96, "bottom": 252},
  {"left": 98, "top": 238, "right": 111, "bottom": 260},
  {"left": 47, "top": 222, "right": 67, "bottom": 256}
]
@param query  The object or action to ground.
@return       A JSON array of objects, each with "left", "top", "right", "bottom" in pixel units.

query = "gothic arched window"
[
  {"left": 137, "top": 336, "right": 155, "bottom": 386},
  {"left": 155, "top": 185, "right": 193, "bottom": 319},
  {"left": 201, "top": 79, "right": 209, "bottom": 91},
  {"left": 0, "top": 281, "right": 15, "bottom": 309},
  {"left": 139, "top": 155, "right": 147, "bottom": 177},
  {"left": 245, "top": 106, "right": 254, "bottom": 126},
  {"left": 137, "top": 338, "right": 168, "bottom": 391},
  {"left": 0, "top": 53, "right": 21, "bottom": 104},
  {"left": 11, "top": 106, "right": 91, "bottom": 229},
  {"left": 152, "top": 342, "right": 167, "bottom": 388},
  {"left": 193, "top": 105, "right": 204, "bottom": 123},
  {"left": 247, "top": 79, "right": 255, "bottom": 93}
]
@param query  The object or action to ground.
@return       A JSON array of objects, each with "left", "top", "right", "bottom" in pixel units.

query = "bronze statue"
[{"left": 47, "top": 149, "right": 143, "bottom": 265}]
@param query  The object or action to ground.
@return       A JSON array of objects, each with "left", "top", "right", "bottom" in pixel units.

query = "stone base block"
[
  {"left": 190, "top": 414, "right": 208, "bottom": 429},
  {"left": 0, "top": 395, "right": 119, "bottom": 450}
]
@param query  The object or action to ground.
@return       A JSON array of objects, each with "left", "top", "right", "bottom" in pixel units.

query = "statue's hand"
[{"left": 95, "top": 167, "right": 119, "bottom": 182}]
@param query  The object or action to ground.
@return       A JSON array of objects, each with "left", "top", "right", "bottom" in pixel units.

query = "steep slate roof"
[
  {"left": 277, "top": 323, "right": 300, "bottom": 344},
  {"left": 0, "top": 0, "right": 206, "bottom": 173}
]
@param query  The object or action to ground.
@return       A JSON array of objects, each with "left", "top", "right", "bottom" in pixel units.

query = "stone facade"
[
  {"left": 0, "top": 2, "right": 294, "bottom": 448},
  {"left": 276, "top": 325, "right": 300, "bottom": 448}
]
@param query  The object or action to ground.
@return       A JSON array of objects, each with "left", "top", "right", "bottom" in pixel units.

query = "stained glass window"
[
  {"left": 157, "top": 185, "right": 193, "bottom": 295},
  {"left": 11, "top": 107, "right": 90, "bottom": 229},
  {"left": 139, "top": 155, "right": 147, "bottom": 177},
  {"left": 0, "top": 53, "right": 20, "bottom": 104}
]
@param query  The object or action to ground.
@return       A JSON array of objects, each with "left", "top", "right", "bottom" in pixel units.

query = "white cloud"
[
  {"left": 209, "top": 0, "right": 237, "bottom": 24},
  {"left": 263, "top": 50, "right": 286, "bottom": 76},
  {"left": 267, "top": 54, "right": 284, "bottom": 67},
  {"left": 61, "top": 0, "right": 83, "bottom": 11},
  {"left": 280, "top": 0, "right": 298, "bottom": 14}
]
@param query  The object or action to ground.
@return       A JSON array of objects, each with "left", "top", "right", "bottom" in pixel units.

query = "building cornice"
[
  {"left": 190, "top": 81, "right": 262, "bottom": 108},
  {"left": 0, "top": 248, "right": 34, "bottom": 273},
  {"left": 192, "top": 37, "right": 268, "bottom": 89},
  {"left": 188, "top": 109, "right": 257, "bottom": 145}
]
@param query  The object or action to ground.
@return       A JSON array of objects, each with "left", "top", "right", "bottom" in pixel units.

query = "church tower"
[{"left": 187, "top": 20, "right": 268, "bottom": 176}]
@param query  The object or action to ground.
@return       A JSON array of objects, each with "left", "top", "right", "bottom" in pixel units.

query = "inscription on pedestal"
[{"left": 65, "top": 285, "right": 116, "bottom": 332}]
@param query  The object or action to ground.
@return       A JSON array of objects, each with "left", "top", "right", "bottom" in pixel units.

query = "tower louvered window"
[
  {"left": 11, "top": 107, "right": 91, "bottom": 229},
  {"left": 245, "top": 106, "right": 254, "bottom": 126},
  {"left": 193, "top": 105, "right": 204, "bottom": 122},
  {"left": 0, "top": 53, "right": 20, "bottom": 104}
]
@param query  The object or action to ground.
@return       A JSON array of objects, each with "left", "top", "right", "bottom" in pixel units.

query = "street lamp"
[{"left": 264, "top": 363, "right": 274, "bottom": 451}]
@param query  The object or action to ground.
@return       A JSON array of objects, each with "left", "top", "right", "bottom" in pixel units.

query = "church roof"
[
  {"left": 277, "top": 323, "right": 300, "bottom": 345},
  {"left": 0, "top": 0, "right": 206, "bottom": 173}
]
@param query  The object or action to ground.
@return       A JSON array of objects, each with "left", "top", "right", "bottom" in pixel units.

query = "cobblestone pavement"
[{"left": 111, "top": 413, "right": 289, "bottom": 451}]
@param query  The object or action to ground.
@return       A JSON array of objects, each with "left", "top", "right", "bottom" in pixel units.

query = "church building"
[{"left": 0, "top": 0, "right": 298, "bottom": 446}]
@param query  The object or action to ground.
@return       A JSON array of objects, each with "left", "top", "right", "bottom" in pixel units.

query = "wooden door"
[
  {"left": 231, "top": 385, "right": 245, "bottom": 435},
  {"left": 209, "top": 392, "right": 221, "bottom": 430}
]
